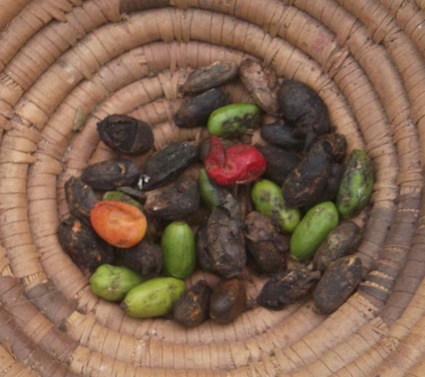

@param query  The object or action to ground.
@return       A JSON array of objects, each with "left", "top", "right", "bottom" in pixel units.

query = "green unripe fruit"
[
  {"left": 207, "top": 103, "right": 261, "bottom": 138},
  {"left": 336, "top": 149, "right": 374, "bottom": 219},
  {"left": 102, "top": 190, "right": 141, "bottom": 208},
  {"left": 161, "top": 221, "right": 196, "bottom": 279},
  {"left": 198, "top": 168, "right": 226, "bottom": 209},
  {"left": 89, "top": 264, "right": 144, "bottom": 302},
  {"left": 290, "top": 201, "right": 339, "bottom": 262},
  {"left": 122, "top": 277, "right": 185, "bottom": 318},
  {"left": 251, "top": 179, "right": 301, "bottom": 233}
]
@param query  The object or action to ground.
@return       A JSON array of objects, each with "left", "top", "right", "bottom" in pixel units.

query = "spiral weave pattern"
[{"left": 1, "top": 1, "right": 425, "bottom": 376}]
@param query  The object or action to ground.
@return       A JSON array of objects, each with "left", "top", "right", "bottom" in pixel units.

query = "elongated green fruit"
[
  {"left": 198, "top": 168, "right": 226, "bottom": 209},
  {"left": 207, "top": 103, "right": 261, "bottom": 137},
  {"left": 161, "top": 221, "right": 196, "bottom": 279},
  {"left": 251, "top": 179, "right": 301, "bottom": 233},
  {"left": 102, "top": 191, "right": 141, "bottom": 208},
  {"left": 90, "top": 264, "right": 144, "bottom": 302},
  {"left": 290, "top": 201, "right": 339, "bottom": 262},
  {"left": 122, "top": 277, "right": 185, "bottom": 318},
  {"left": 336, "top": 149, "right": 374, "bottom": 218}
]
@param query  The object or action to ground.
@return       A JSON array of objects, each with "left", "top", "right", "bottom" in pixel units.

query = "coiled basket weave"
[{"left": 1, "top": 0, "right": 425, "bottom": 376}]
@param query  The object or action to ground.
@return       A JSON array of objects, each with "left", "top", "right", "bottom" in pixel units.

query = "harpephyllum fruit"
[
  {"left": 204, "top": 136, "right": 266, "bottom": 186},
  {"left": 90, "top": 200, "right": 147, "bottom": 248}
]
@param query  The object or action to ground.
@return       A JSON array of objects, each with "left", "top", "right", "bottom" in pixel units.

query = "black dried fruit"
[
  {"left": 209, "top": 278, "right": 247, "bottom": 324},
  {"left": 196, "top": 193, "right": 246, "bottom": 278},
  {"left": 97, "top": 114, "right": 154, "bottom": 155},
  {"left": 198, "top": 137, "right": 212, "bottom": 162},
  {"left": 277, "top": 80, "right": 331, "bottom": 147},
  {"left": 257, "top": 266, "right": 320, "bottom": 310},
  {"left": 313, "top": 255, "right": 363, "bottom": 314},
  {"left": 282, "top": 141, "right": 332, "bottom": 208},
  {"left": 196, "top": 222, "right": 214, "bottom": 273},
  {"left": 138, "top": 141, "right": 198, "bottom": 191},
  {"left": 143, "top": 176, "right": 200, "bottom": 221},
  {"left": 143, "top": 214, "right": 164, "bottom": 242},
  {"left": 114, "top": 240, "right": 163, "bottom": 279},
  {"left": 64, "top": 176, "right": 97, "bottom": 224},
  {"left": 181, "top": 60, "right": 239, "bottom": 94},
  {"left": 116, "top": 186, "right": 146, "bottom": 201},
  {"left": 174, "top": 88, "right": 228, "bottom": 128},
  {"left": 313, "top": 132, "right": 347, "bottom": 163},
  {"left": 260, "top": 120, "right": 306, "bottom": 152},
  {"left": 256, "top": 144, "right": 302, "bottom": 186},
  {"left": 313, "top": 221, "right": 362, "bottom": 273},
  {"left": 80, "top": 158, "right": 140, "bottom": 190},
  {"left": 239, "top": 58, "right": 279, "bottom": 115},
  {"left": 173, "top": 280, "right": 212, "bottom": 328},
  {"left": 244, "top": 211, "right": 289, "bottom": 274},
  {"left": 58, "top": 216, "right": 114, "bottom": 274},
  {"left": 314, "top": 163, "right": 345, "bottom": 204}
]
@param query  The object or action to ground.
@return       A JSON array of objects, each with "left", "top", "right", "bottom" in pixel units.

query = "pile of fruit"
[{"left": 58, "top": 59, "right": 374, "bottom": 327}]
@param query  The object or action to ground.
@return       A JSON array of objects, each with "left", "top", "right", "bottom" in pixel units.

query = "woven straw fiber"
[{"left": 1, "top": 0, "right": 425, "bottom": 376}]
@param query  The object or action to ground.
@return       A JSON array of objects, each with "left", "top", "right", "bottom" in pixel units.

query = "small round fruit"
[
  {"left": 290, "top": 201, "right": 339, "bottom": 262},
  {"left": 89, "top": 264, "right": 144, "bottom": 301},
  {"left": 122, "top": 277, "right": 185, "bottom": 318},
  {"left": 90, "top": 200, "right": 147, "bottom": 248},
  {"left": 161, "top": 221, "right": 196, "bottom": 279}
]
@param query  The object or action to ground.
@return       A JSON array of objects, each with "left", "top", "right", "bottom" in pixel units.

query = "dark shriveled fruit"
[
  {"left": 256, "top": 144, "right": 302, "bottom": 186},
  {"left": 97, "top": 114, "right": 154, "bottom": 155},
  {"left": 244, "top": 211, "right": 289, "bottom": 274},
  {"left": 114, "top": 240, "right": 163, "bottom": 279},
  {"left": 81, "top": 159, "right": 140, "bottom": 190},
  {"left": 138, "top": 141, "right": 198, "bottom": 191},
  {"left": 64, "top": 176, "right": 97, "bottom": 224},
  {"left": 173, "top": 280, "right": 212, "bottom": 328},
  {"left": 174, "top": 88, "right": 228, "bottom": 128},
  {"left": 313, "top": 133, "right": 347, "bottom": 163},
  {"left": 282, "top": 141, "right": 332, "bottom": 208},
  {"left": 57, "top": 216, "right": 114, "bottom": 274},
  {"left": 239, "top": 58, "right": 280, "bottom": 115},
  {"left": 143, "top": 176, "right": 200, "bottom": 221},
  {"left": 209, "top": 278, "right": 247, "bottom": 324},
  {"left": 180, "top": 60, "right": 239, "bottom": 94},
  {"left": 260, "top": 120, "right": 306, "bottom": 152},
  {"left": 277, "top": 80, "right": 331, "bottom": 147},
  {"left": 196, "top": 193, "right": 246, "bottom": 278},
  {"left": 257, "top": 266, "right": 320, "bottom": 310},
  {"left": 314, "top": 163, "right": 345, "bottom": 204},
  {"left": 313, "top": 221, "right": 362, "bottom": 273},
  {"left": 313, "top": 255, "right": 363, "bottom": 314}
]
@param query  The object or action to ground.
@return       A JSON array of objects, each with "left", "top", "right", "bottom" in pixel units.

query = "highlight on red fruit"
[{"left": 204, "top": 136, "right": 266, "bottom": 186}]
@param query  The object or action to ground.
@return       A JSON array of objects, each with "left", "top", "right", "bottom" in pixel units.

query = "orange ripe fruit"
[{"left": 90, "top": 201, "right": 147, "bottom": 248}]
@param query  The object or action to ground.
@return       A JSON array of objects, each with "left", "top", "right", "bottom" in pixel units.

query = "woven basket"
[{"left": 1, "top": 1, "right": 425, "bottom": 376}]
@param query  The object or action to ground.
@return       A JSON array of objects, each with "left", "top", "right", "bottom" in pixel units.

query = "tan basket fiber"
[{"left": 1, "top": 0, "right": 425, "bottom": 376}]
